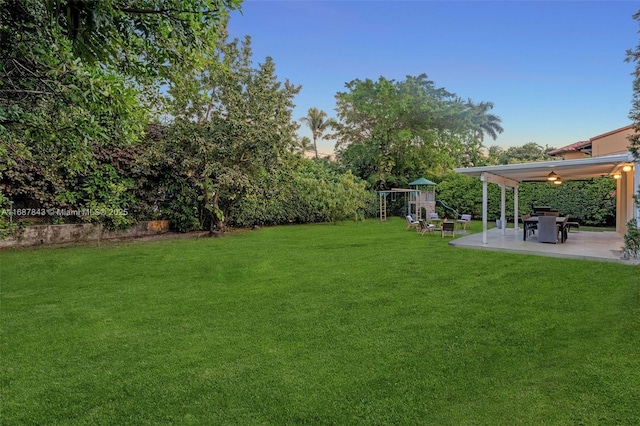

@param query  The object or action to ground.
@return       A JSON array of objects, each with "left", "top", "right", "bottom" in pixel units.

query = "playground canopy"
[{"left": 408, "top": 178, "right": 437, "bottom": 186}]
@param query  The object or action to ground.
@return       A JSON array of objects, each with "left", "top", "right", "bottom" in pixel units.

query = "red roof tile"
[{"left": 547, "top": 140, "right": 591, "bottom": 156}]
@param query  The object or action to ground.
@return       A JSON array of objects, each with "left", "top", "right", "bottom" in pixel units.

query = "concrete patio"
[{"left": 449, "top": 227, "right": 640, "bottom": 265}]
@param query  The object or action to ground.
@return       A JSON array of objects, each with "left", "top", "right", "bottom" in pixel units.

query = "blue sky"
[{"left": 227, "top": 1, "right": 639, "bottom": 155}]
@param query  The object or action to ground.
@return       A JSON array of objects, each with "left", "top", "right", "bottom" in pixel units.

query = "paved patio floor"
[{"left": 449, "top": 227, "right": 640, "bottom": 265}]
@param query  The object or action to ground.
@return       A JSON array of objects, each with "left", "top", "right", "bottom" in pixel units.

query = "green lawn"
[{"left": 1, "top": 218, "right": 639, "bottom": 425}]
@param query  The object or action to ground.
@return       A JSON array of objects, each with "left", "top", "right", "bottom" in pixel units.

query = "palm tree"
[
  {"left": 296, "top": 136, "right": 314, "bottom": 157},
  {"left": 466, "top": 100, "right": 504, "bottom": 142},
  {"left": 300, "top": 107, "right": 335, "bottom": 159}
]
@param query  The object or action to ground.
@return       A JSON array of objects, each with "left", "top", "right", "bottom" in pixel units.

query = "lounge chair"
[{"left": 406, "top": 215, "right": 419, "bottom": 231}]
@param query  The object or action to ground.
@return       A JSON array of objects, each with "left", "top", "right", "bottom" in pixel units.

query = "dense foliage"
[
  {"left": 0, "top": 0, "right": 239, "bottom": 232},
  {"left": 486, "top": 142, "right": 556, "bottom": 165},
  {"left": 0, "top": 1, "right": 630, "bottom": 236},
  {"left": 0, "top": 1, "right": 374, "bottom": 235},
  {"left": 627, "top": 9, "right": 640, "bottom": 162},
  {"left": 625, "top": 8, "right": 640, "bottom": 252},
  {"left": 231, "top": 160, "right": 375, "bottom": 227}
]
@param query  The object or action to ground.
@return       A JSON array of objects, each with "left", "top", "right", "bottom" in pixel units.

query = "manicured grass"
[{"left": 1, "top": 218, "right": 639, "bottom": 424}]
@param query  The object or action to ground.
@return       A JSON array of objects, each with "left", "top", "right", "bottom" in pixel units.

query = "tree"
[
  {"left": 332, "top": 74, "right": 503, "bottom": 188},
  {"left": 1, "top": 0, "right": 150, "bottom": 228},
  {"left": 300, "top": 107, "right": 335, "bottom": 159},
  {"left": 625, "top": 8, "right": 640, "bottom": 246},
  {"left": 627, "top": 9, "right": 640, "bottom": 162},
  {"left": 1, "top": 0, "right": 241, "bottom": 135},
  {"left": 165, "top": 34, "right": 301, "bottom": 232},
  {"left": 485, "top": 145, "right": 505, "bottom": 165},
  {"left": 0, "top": 0, "right": 239, "bottom": 233},
  {"left": 501, "top": 142, "right": 556, "bottom": 164},
  {"left": 440, "top": 98, "right": 504, "bottom": 168},
  {"left": 468, "top": 100, "right": 504, "bottom": 142},
  {"left": 39, "top": 0, "right": 240, "bottom": 75},
  {"left": 294, "top": 136, "right": 314, "bottom": 157}
]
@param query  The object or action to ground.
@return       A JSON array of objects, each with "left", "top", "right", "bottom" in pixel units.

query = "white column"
[
  {"left": 514, "top": 186, "right": 519, "bottom": 231},
  {"left": 481, "top": 173, "right": 488, "bottom": 245},
  {"left": 500, "top": 184, "right": 506, "bottom": 236}
]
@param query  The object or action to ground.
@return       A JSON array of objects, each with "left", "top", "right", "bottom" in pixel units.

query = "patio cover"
[
  {"left": 453, "top": 153, "right": 637, "bottom": 244},
  {"left": 455, "top": 153, "right": 633, "bottom": 182}
]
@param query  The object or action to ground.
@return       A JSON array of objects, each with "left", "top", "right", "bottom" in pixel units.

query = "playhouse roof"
[{"left": 409, "top": 178, "right": 437, "bottom": 186}]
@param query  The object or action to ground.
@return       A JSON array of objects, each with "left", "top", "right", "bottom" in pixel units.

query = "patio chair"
[
  {"left": 406, "top": 215, "right": 419, "bottom": 231},
  {"left": 457, "top": 214, "right": 472, "bottom": 230},
  {"left": 566, "top": 221, "right": 580, "bottom": 232},
  {"left": 418, "top": 219, "right": 436, "bottom": 235},
  {"left": 537, "top": 215, "right": 558, "bottom": 244},
  {"left": 521, "top": 214, "right": 536, "bottom": 238},
  {"left": 428, "top": 212, "right": 440, "bottom": 223},
  {"left": 441, "top": 221, "right": 455, "bottom": 238}
]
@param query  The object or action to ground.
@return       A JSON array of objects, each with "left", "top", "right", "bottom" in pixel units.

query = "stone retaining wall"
[{"left": 0, "top": 220, "right": 170, "bottom": 249}]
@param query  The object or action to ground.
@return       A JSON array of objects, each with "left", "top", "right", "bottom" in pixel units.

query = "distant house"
[{"left": 547, "top": 124, "right": 634, "bottom": 159}]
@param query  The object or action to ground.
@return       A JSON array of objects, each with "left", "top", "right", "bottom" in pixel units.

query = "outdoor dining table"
[{"left": 523, "top": 216, "right": 569, "bottom": 243}]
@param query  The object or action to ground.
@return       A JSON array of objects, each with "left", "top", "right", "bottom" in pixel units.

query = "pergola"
[{"left": 454, "top": 153, "right": 639, "bottom": 244}]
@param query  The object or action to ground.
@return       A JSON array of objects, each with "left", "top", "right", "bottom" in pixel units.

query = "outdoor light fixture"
[
  {"left": 613, "top": 173, "right": 622, "bottom": 180},
  {"left": 547, "top": 171, "right": 559, "bottom": 181},
  {"left": 622, "top": 164, "right": 633, "bottom": 173},
  {"left": 553, "top": 177, "right": 563, "bottom": 185}
]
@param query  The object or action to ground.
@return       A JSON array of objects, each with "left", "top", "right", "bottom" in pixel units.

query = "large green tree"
[
  {"left": 164, "top": 34, "right": 300, "bottom": 232},
  {"left": 624, "top": 8, "right": 640, "bottom": 253},
  {"left": 1, "top": 0, "right": 241, "bottom": 147},
  {"left": 332, "top": 74, "right": 503, "bottom": 188},
  {"left": 0, "top": 0, "right": 239, "bottom": 231},
  {"left": 627, "top": 9, "right": 640, "bottom": 162},
  {"left": 1, "top": 0, "right": 150, "bottom": 225}
]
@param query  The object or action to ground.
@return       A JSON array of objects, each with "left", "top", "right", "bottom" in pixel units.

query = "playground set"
[{"left": 377, "top": 178, "right": 459, "bottom": 222}]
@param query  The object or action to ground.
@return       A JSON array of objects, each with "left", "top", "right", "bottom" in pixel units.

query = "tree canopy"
[
  {"left": 163, "top": 34, "right": 301, "bottom": 231},
  {"left": 331, "top": 74, "right": 505, "bottom": 189},
  {"left": 627, "top": 9, "right": 640, "bottom": 162},
  {"left": 0, "top": 2, "right": 375, "bottom": 235},
  {"left": 0, "top": 0, "right": 240, "bottom": 175}
]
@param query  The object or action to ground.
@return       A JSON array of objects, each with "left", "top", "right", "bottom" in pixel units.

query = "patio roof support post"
[
  {"left": 500, "top": 184, "right": 506, "bottom": 236},
  {"left": 635, "top": 160, "right": 640, "bottom": 227},
  {"left": 481, "top": 173, "right": 488, "bottom": 245},
  {"left": 478, "top": 172, "right": 519, "bottom": 239},
  {"left": 514, "top": 186, "right": 519, "bottom": 231}
]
